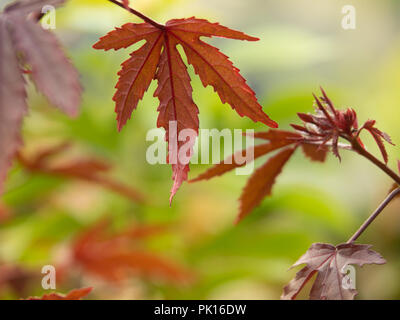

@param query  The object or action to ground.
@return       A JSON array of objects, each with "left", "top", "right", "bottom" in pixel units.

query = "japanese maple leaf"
[
  {"left": 281, "top": 243, "right": 386, "bottom": 300},
  {"left": 93, "top": 16, "right": 277, "bottom": 202},
  {"left": 70, "top": 220, "right": 193, "bottom": 284},
  {"left": 26, "top": 287, "right": 92, "bottom": 300},
  {"left": 18, "top": 142, "right": 145, "bottom": 203},
  {"left": 0, "top": 0, "right": 81, "bottom": 194},
  {"left": 190, "top": 129, "right": 328, "bottom": 222}
]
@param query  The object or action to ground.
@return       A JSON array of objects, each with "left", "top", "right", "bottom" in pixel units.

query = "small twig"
[
  {"left": 347, "top": 187, "right": 400, "bottom": 243},
  {"left": 350, "top": 138, "right": 400, "bottom": 185},
  {"left": 107, "top": 0, "right": 165, "bottom": 29}
]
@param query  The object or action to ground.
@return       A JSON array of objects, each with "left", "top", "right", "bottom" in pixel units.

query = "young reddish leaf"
[
  {"left": 18, "top": 143, "right": 145, "bottom": 203},
  {"left": 238, "top": 146, "right": 296, "bottom": 222},
  {"left": 0, "top": 0, "right": 81, "bottom": 194},
  {"left": 190, "top": 130, "right": 300, "bottom": 182},
  {"left": 360, "top": 120, "right": 394, "bottom": 164},
  {"left": 282, "top": 243, "right": 386, "bottom": 300},
  {"left": 371, "top": 131, "right": 388, "bottom": 164},
  {"left": 72, "top": 221, "right": 193, "bottom": 284},
  {"left": 94, "top": 17, "right": 277, "bottom": 201},
  {"left": 26, "top": 287, "right": 92, "bottom": 300},
  {"left": 301, "top": 144, "right": 328, "bottom": 162}
]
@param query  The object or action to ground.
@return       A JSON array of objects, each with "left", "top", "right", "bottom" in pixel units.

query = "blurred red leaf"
[
  {"left": 71, "top": 221, "right": 193, "bottom": 284},
  {"left": 18, "top": 142, "right": 145, "bottom": 203},
  {"left": 26, "top": 287, "right": 92, "bottom": 300},
  {"left": 281, "top": 243, "right": 386, "bottom": 300},
  {"left": 93, "top": 17, "right": 277, "bottom": 202}
]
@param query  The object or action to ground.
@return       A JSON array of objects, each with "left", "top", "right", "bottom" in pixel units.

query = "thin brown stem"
[
  {"left": 347, "top": 187, "right": 400, "bottom": 243},
  {"left": 339, "top": 136, "right": 400, "bottom": 242},
  {"left": 107, "top": 0, "right": 165, "bottom": 29},
  {"left": 350, "top": 138, "right": 400, "bottom": 185}
]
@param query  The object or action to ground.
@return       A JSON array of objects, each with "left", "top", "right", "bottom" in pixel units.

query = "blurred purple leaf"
[{"left": 0, "top": 0, "right": 81, "bottom": 193}]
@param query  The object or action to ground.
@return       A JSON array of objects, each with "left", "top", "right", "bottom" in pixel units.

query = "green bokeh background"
[{"left": 1, "top": 0, "right": 400, "bottom": 299}]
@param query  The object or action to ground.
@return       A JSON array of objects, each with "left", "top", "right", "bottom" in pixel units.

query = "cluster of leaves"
[
  {"left": 93, "top": 14, "right": 277, "bottom": 203},
  {"left": 0, "top": 0, "right": 82, "bottom": 193},
  {"left": 191, "top": 88, "right": 393, "bottom": 223}
]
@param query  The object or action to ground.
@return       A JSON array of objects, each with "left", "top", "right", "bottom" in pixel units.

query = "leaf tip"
[{"left": 263, "top": 117, "right": 279, "bottom": 129}]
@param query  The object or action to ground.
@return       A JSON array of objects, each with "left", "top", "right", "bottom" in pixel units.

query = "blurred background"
[{"left": 1, "top": 0, "right": 400, "bottom": 299}]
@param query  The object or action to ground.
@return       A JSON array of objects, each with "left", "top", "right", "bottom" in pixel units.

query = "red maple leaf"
[
  {"left": 0, "top": 0, "right": 81, "bottom": 194},
  {"left": 281, "top": 243, "right": 386, "bottom": 300},
  {"left": 93, "top": 16, "right": 277, "bottom": 202},
  {"left": 26, "top": 287, "right": 92, "bottom": 300}
]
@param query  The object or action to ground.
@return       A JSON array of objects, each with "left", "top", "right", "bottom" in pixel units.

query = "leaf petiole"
[
  {"left": 347, "top": 187, "right": 400, "bottom": 243},
  {"left": 107, "top": 0, "right": 165, "bottom": 29}
]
